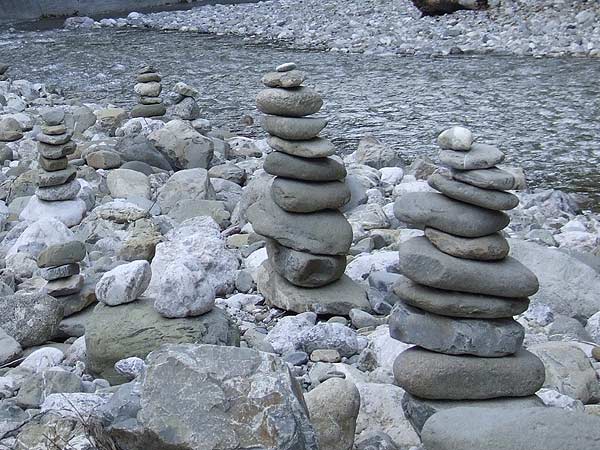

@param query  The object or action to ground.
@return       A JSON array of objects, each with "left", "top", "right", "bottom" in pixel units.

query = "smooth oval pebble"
[
  {"left": 452, "top": 167, "right": 517, "bottom": 190},
  {"left": 398, "top": 236, "right": 539, "bottom": 298},
  {"left": 271, "top": 178, "right": 350, "bottom": 212},
  {"left": 276, "top": 62, "right": 296, "bottom": 72},
  {"left": 428, "top": 173, "right": 519, "bottom": 211},
  {"left": 393, "top": 347, "right": 545, "bottom": 400},
  {"left": 264, "top": 151, "right": 346, "bottom": 181},
  {"left": 393, "top": 192, "right": 509, "bottom": 238},
  {"left": 389, "top": 302, "right": 524, "bottom": 357},
  {"left": 267, "top": 136, "right": 335, "bottom": 158},
  {"left": 437, "top": 126, "right": 473, "bottom": 151},
  {"left": 425, "top": 227, "right": 510, "bottom": 261},
  {"left": 394, "top": 275, "right": 529, "bottom": 319},
  {"left": 261, "top": 115, "right": 327, "bottom": 141},
  {"left": 439, "top": 143, "right": 505, "bottom": 170},
  {"left": 257, "top": 87, "right": 323, "bottom": 117}
]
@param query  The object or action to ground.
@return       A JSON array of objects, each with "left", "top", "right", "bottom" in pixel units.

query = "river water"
[{"left": 2, "top": 26, "right": 600, "bottom": 208}]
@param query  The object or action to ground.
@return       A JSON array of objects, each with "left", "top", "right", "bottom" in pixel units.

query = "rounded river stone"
[
  {"left": 264, "top": 151, "right": 346, "bottom": 181},
  {"left": 271, "top": 178, "right": 350, "bottom": 213},
  {"left": 389, "top": 302, "right": 524, "bottom": 357},
  {"left": 393, "top": 347, "right": 546, "bottom": 400},
  {"left": 262, "top": 70, "right": 306, "bottom": 88},
  {"left": 393, "top": 275, "right": 529, "bottom": 319},
  {"left": 452, "top": 167, "right": 517, "bottom": 190},
  {"left": 257, "top": 86, "right": 323, "bottom": 117},
  {"left": 37, "top": 241, "right": 87, "bottom": 268},
  {"left": 38, "top": 141, "right": 76, "bottom": 160},
  {"left": 398, "top": 237, "right": 539, "bottom": 298},
  {"left": 439, "top": 143, "right": 505, "bottom": 170},
  {"left": 37, "top": 166, "right": 77, "bottom": 188},
  {"left": 261, "top": 115, "right": 327, "bottom": 141},
  {"left": 36, "top": 178, "right": 81, "bottom": 201},
  {"left": 424, "top": 228, "right": 510, "bottom": 261},
  {"left": 247, "top": 194, "right": 352, "bottom": 255},
  {"left": 394, "top": 192, "right": 509, "bottom": 238},
  {"left": 37, "top": 132, "right": 72, "bottom": 146},
  {"left": 428, "top": 173, "right": 519, "bottom": 210},
  {"left": 266, "top": 239, "right": 346, "bottom": 287},
  {"left": 38, "top": 156, "right": 68, "bottom": 172},
  {"left": 131, "top": 103, "right": 166, "bottom": 118},
  {"left": 268, "top": 136, "right": 335, "bottom": 158}
]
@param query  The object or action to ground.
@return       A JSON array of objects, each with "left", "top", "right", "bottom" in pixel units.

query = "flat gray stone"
[
  {"left": 266, "top": 239, "right": 346, "bottom": 287},
  {"left": 131, "top": 103, "right": 166, "bottom": 118},
  {"left": 402, "top": 392, "right": 544, "bottom": 436},
  {"left": 271, "top": 178, "right": 350, "bottom": 212},
  {"left": 85, "top": 299, "right": 239, "bottom": 384},
  {"left": 37, "top": 166, "right": 76, "bottom": 188},
  {"left": 43, "top": 274, "right": 83, "bottom": 296},
  {"left": 264, "top": 151, "right": 346, "bottom": 181},
  {"left": 421, "top": 407, "right": 600, "bottom": 450},
  {"left": 268, "top": 136, "right": 335, "bottom": 158},
  {"left": 276, "top": 62, "right": 297, "bottom": 72},
  {"left": 428, "top": 173, "right": 519, "bottom": 210},
  {"left": 439, "top": 143, "right": 505, "bottom": 170},
  {"left": 425, "top": 227, "right": 510, "bottom": 261},
  {"left": 257, "top": 261, "right": 369, "bottom": 315},
  {"left": 247, "top": 194, "right": 352, "bottom": 255},
  {"left": 262, "top": 70, "right": 306, "bottom": 88},
  {"left": 37, "top": 132, "right": 72, "bottom": 145},
  {"left": 394, "top": 192, "right": 509, "bottom": 238},
  {"left": 394, "top": 275, "right": 529, "bottom": 319},
  {"left": 393, "top": 347, "right": 545, "bottom": 400},
  {"left": 41, "top": 108, "right": 65, "bottom": 126},
  {"left": 40, "top": 263, "right": 80, "bottom": 281},
  {"left": 37, "top": 241, "right": 86, "bottom": 268},
  {"left": 38, "top": 141, "right": 76, "bottom": 159},
  {"left": 36, "top": 179, "right": 81, "bottom": 201},
  {"left": 389, "top": 302, "right": 524, "bottom": 357},
  {"left": 38, "top": 156, "right": 68, "bottom": 171},
  {"left": 262, "top": 115, "right": 327, "bottom": 140},
  {"left": 398, "top": 237, "right": 539, "bottom": 298},
  {"left": 452, "top": 167, "right": 517, "bottom": 190},
  {"left": 257, "top": 86, "right": 323, "bottom": 117}
]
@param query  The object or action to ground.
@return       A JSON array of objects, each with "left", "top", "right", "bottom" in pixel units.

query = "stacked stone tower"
[
  {"left": 390, "top": 126, "right": 546, "bottom": 432},
  {"left": 38, "top": 240, "right": 86, "bottom": 301},
  {"left": 131, "top": 65, "right": 166, "bottom": 118},
  {"left": 248, "top": 63, "right": 369, "bottom": 315}
]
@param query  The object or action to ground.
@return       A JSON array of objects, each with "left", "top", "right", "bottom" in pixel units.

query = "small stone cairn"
[
  {"left": 0, "top": 64, "right": 9, "bottom": 81},
  {"left": 390, "top": 126, "right": 547, "bottom": 432},
  {"left": 36, "top": 108, "right": 81, "bottom": 203},
  {"left": 171, "top": 81, "right": 201, "bottom": 120},
  {"left": 38, "top": 240, "right": 86, "bottom": 300},
  {"left": 248, "top": 63, "right": 370, "bottom": 315},
  {"left": 131, "top": 65, "right": 166, "bottom": 118}
]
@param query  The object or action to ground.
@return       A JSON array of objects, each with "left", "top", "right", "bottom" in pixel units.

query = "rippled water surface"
[{"left": 2, "top": 27, "right": 600, "bottom": 207}]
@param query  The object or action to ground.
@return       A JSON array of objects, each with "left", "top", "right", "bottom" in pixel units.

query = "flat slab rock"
[
  {"left": 393, "top": 347, "right": 545, "bottom": 400},
  {"left": 256, "top": 261, "right": 370, "bottom": 315},
  {"left": 424, "top": 227, "right": 510, "bottom": 261},
  {"left": 398, "top": 237, "right": 539, "bottom": 298},
  {"left": 439, "top": 143, "right": 505, "bottom": 170},
  {"left": 264, "top": 151, "right": 346, "bottom": 181},
  {"left": 268, "top": 136, "right": 335, "bottom": 158},
  {"left": 271, "top": 177, "right": 350, "bottom": 213},
  {"left": 261, "top": 115, "right": 327, "bottom": 141},
  {"left": 256, "top": 86, "right": 323, "bottom": 117},
  {"left": 394, "top": 275, "right": 529, "bottom": 319},
  {"left": 452, "top": 166, "right": 517, "bottom": 190},
  {"left": 401, "top": 392, "right": 544, "bottom": 436},
  {"left": 394, "top": 192, "right": 509, "bottom": 238},
  {"left": 421, "top": 407, "right": 600, "bottom": 450}
]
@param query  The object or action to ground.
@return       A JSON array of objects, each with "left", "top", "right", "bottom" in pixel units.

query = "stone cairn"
[
  {"left": 0, "top": 64, "right": 9, "bottom": 81},
  {"left": 171, "top": 82, "right": 201, "bottom": 120},
  {"left": 390, "top": 126, "right": 547, "bottom": 434},
  {"left": 38, "top": 240, "right": 86, "bottom": 301},
  {"left": 131, "top": 65, "right": 166, "bottom": 118},
  {"left": 36, "top": 108, "right": 81, "bottom": 204},
  {"left": 247, "top": 63, "right": 370, "bottom": 315}
]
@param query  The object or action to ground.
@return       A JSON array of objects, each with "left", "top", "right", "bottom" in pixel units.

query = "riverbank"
[{"left": 80, "top": 0, "right": 600, "bottom": 58}]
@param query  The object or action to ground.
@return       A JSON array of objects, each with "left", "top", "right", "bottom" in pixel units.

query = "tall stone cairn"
[
  {"left": 390, "top": 126, "right": 547, "bottom": 434},
  {"left": 248, "top": 63, "right": 370, "bottom": 316},
  {"left": 131, "top": 65, "right": 166, "bottom": 118}
]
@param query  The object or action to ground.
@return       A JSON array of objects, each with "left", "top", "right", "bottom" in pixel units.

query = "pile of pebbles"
[
  {"left": 131, "top": 65, "right": 166, "bottom": 118},
  {"left": 38, "top": 240, "right": 86, "bottom": 300},
  {"left": 390, "top": 126, "right": 547, "bottom": 433}
]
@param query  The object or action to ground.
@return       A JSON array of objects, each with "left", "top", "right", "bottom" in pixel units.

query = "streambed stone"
[
  {"left": 257, "top": 86, "right": 323, "bottom": 117},
  {"left": 268, "top": 136, "right": 335, "bottom": 158},
  {"left": 424, "top": 228, "right": 510, "bottom": 261},
  {"left": 453, "top": 167, "right": 516, "bottom": 190},
  {"left": 271, "top": 178, "right": 350, "bottom": 212},
  {"left": 264, "top": 151, "right": 346, "bottom": 181},
  {"left": 262, "top": 69, "right": 306, "bottom": 88},
  {"left": 262, "top": 115, "right": 327, "bottom": 140},
  {"left": 439, "top": 143, "right": 504, "bottom": 170}
]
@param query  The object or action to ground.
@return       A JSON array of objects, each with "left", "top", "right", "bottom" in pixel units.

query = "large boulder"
[
  {"left": 148, "top": 119, "right": 213, "bottom": 170},
  {"left": 114, "top": 133, "right": 172, "bottom": 170},
  {"left": 157, "top": 168, "right": 216, "bottom": 215},
  {"left": 509, "top": 239, "right": 600, "bottom": 319},
  {"left": 104, "top": 344, "right": 319, "bottom": 450},
  {"left": 85, "top": 299, "right": 239, "bottom": 384}
]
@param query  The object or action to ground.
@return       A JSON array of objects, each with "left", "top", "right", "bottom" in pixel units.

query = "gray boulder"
[
  {"left": 148, "top": 119, "right": 213, "bottom": 170},
  {"left": 157, "top": 168, "right": 216, "bottom": 214},
  {"left": 114, "top": 133, "right": 172, "bottom": 170}
]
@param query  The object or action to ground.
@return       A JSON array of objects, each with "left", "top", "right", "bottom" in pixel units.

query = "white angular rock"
[
  {"left": 107, "top": 168, "right": 151, "bottom": 199},
  {"left": 20, "top": 347, "right": 65, "bottom": 373},
  {"left": 20, "top": 196, "right": 87, "bottom": 227},
  {"left": 96, "top": 260, "right": 152, "bottom": 306},
  {"left": 266, "top": 312, "right": 317, "bottom": 355}
]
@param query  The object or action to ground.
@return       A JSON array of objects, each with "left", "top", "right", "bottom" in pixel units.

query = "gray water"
[{"left": 2, "top": 27, "right": 600, "bottom": 208}]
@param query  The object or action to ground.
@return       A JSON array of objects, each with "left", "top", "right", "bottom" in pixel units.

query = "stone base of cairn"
[
  {"left": 131, "top": 65, "right": 166, "bottom": 118},
  {"left": 171, "top": 82, "right": 201, "bottom": 120},
  {"left": 0, "top": 64, "right": 8, "bottom": 81},
  {"left": 38, "top": 240, "right": 86, "bottom": 306},
  {"left": 389, "top": 126, "right": 546, "bottom": 435},
  {"left": 248, "top": 63, "right": 370, "bottom": 316}
]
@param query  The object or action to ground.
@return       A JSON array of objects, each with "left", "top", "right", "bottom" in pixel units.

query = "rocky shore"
[
  {"left": 0, "top": 60, "right": 599, "bottom": 449},
  {"left": 67, "top": 0, "right": 600, "bottom": 58}
]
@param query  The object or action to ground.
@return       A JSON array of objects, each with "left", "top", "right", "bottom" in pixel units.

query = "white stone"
[
  {"left": 585, "top": 311, "right": 600, "bottom": 344},
  {"left": 7, "top": 218, "right": 74, "bottom": 259},
  {"left": 41, "top": 393, "right": 108, "bottom": 420},
  {"left": 266, "top": 312, "right": 317, "bottom": 355},
  {"left": 366, "top": 325, "right": 413, "bottom": 373},
  {"left": 96, "top": 260, "right": 152, "bottom": 306},
  {"left": 115, "top": 356, "right": 146, "bottom": 380},
  {"left": 20, "top": 196, "right": 87, "bottom": 227},
  {"left": 379, "top": 167, "right": 404, "bottom": 186},
  {"left": 437, "top": 126, "right": 473, "bottom": 151},
  {"left": 20, "top": 347, "right": 65, "bottom": 373},
  {"left": 107, "top": 168, "right": 151, "bottom": 199},
  {"left": 345, "top": 251, "right": 399, "bottom": 285},
  {"left": 537, "top": 388, "right": 585, "bottom": 412}
]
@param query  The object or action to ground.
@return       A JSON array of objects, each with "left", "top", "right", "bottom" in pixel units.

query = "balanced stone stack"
[
  {"left": 390, "top": 126, "right": 546, "bottom": 434},
  {"left": 36, "top": 108, "right": 81, "bottom": 203},
  {"left": 0, "top": 64, "right": 9, "bottom": 81},
  {"left": 131, "top": 66, "right": 166, "bottom": 118},
  {"left": 248, "top": 63, "right": 369, "bottom": 315},
  {"left": 38, "top": 240, "right": 86, "bottom": 302}
]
